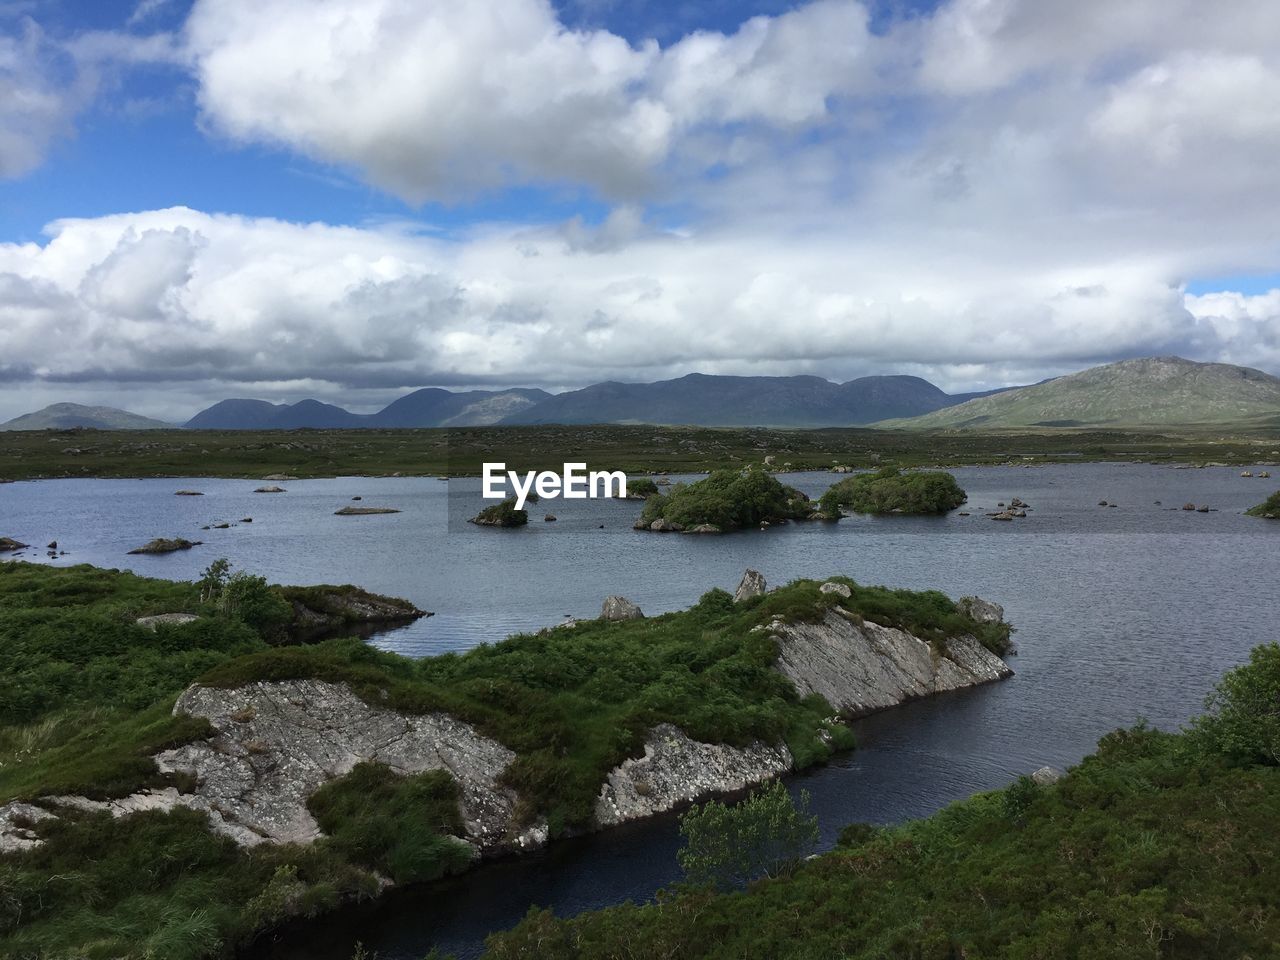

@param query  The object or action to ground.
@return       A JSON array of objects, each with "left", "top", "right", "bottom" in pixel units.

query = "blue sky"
[{"left": 0, "top": 0, "right": 1278, "bottom": 420}]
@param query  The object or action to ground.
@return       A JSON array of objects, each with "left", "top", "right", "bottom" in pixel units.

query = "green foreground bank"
[
  {"left": 0, "top": 561, "right": 1010, "bottom": 958},
  {"left": 484, "top": 644, "right": 1280, "bottom": 960}
]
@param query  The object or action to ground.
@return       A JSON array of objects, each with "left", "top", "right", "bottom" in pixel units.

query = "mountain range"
[{"left": 3, "top": 357, "right": 1277, "bottom": 433}]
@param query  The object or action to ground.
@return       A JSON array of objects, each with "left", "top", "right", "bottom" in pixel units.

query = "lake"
[{"left": 2, "top": 462, "right": 1278, "bottom": 958}]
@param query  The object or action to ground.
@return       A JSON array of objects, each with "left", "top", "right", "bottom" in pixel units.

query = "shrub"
[
  {"left": 678, "top": 781, "right": 818, "bottom": 891},
  {"left": 1193, "top": 642, "right": 1280, "bottom": 764}
]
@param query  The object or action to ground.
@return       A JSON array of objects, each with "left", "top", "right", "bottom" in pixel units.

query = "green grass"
[
  {"left": 483, "top": 652, "right": 1280, "bottom": 960},
  {"left": 819, "top": 466, "right": 966, "bottom": 516}
]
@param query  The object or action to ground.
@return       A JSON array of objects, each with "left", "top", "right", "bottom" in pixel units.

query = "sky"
[{"left": 1, "top": 0, "right": 1279, "bottom": 422}]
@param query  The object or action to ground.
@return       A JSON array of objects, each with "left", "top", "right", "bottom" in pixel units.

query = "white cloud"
[
  {"left": 185, "top": 0, "right": 878, "bottom": 201},
  {"left": 0, "top": 204, "right": 1275, "bottom": 421},
  {"left": 0, "top": 18, "right": 85, "bottom": 177}
]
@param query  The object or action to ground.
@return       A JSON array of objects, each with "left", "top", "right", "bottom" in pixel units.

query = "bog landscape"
[
  {"left": 2, "top": 354, "right": 1279, "bottom": 959},
  {"left": 3, "top": 2, "right": 1280, "bottom": 958}
]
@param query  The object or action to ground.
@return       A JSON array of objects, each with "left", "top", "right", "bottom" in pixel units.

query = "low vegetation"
[
  {"left": 484, "top": 644, "right": 1280, "bottom": 959},
  {"left": 638, "top": 468, "right": 817, "bottom": 531},
  {"left": 819, "top": 466, "right": 966, "bottom": 516},
  {"left": 0, "top": 561, "right": 1005, "bottom": 957},
  {"left": 1245, "top": 489, "right": 1280, "bottom": 518},
  {"left": 2, "top": 423, "right": 1272, "bottom": 483}
]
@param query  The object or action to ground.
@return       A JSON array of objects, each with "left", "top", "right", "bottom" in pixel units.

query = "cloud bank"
[{"left": 1, "top": 0, "right": 1279, "bottom": 418}]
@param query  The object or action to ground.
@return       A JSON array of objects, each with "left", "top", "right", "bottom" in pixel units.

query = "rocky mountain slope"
[
  {"left": 0, "top": 403, "right": 172, "bottom": 431},
  {"left": 880, "top": 356, "right": 1280, "bottom": 430}
]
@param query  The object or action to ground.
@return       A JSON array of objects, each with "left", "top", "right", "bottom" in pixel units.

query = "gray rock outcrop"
[
  {"left": 733, "top": 569, "right": 767, "bottom": 603},
  {"left": 819, "top": 581, "right": 852, "bottom": 598},
  {"left": 0, "top": 801, "right": 54, "bottom": 853},
  {"left": 958, "top": 596, "right": 1004, "bottom": 624},
  {"left": 155, "top": 680, "right": 545, "bottom": 853},
  {"left": 1031, "top": 765, "right": 1065, "bottom": 786},
  {"left": 771, "top": 608, "right": 1012, "bottom": 718},
  {"left": 595, "top": 724, "right": 792, "bottom": 828},
  {"left": 600, "top": 596, "right": 644, "bottom": 621},
  {"left": 135, "top": 613, "right": 200, "bottom": 630}
]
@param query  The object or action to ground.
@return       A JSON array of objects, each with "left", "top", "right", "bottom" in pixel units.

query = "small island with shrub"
[
  {"left": 819, "top": 466, "right": 966, "bottom": 517},
  {"left": 1246, "top": 490, "right": 1280, "bottom": 519},
  {"left": 469, "top": 497, "right": 528, "bottom": 527},
  {"left": 635, "top": 468, "right": 819, "bottom": 533}
]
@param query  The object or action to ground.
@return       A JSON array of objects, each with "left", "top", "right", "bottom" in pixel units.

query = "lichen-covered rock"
[
  {"left": 600, "top": 596, "right": 644, "bottom": 621},
  {"left": 733, "top": 569, "right": 767, "bottom": 603},
  {"left": 594, "top": 724, "right": 792, "bottom": 828},
  {"left": 819, "top": 581, "right": 851, "bottom": 598},
  {"left": 158, "top": 679, "right": 538, "bottom": 852},
  {"left": 0, "top": 801, "right": 55, "bottom": 853},
  {"left": 135, "top": 613, "right": 200, "bottom": 630},
  {"left": 1031, "top": 765, "right": 1065, "bottom": 786},
  {"left": 772, "top": 608, "right": 1011, "bottom": 718},
  {"left": 957, "top": 596, "right": 1004, "bottom": 624}
]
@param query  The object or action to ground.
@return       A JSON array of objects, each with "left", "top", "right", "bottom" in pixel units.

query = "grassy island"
[
  {"left": 1245, "top": 490, "right": 1280, "bottom": 518},
  {"left": 485, "top": 643, "right": 1280, "bottom": 960},
  {"left": 0, "top": 561, "right": 1007, "bottom": 957},
  {"left": 470, "top": 497, "right": 529, "bottom": 527},
  {"left": 637, "top": 468, "right": 819, "bottom": 532},
  {"left": 819, "top": 466, "right": 966, "bottom": 516}
]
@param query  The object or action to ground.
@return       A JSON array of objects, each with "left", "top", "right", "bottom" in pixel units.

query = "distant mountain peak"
[{"left": 0, "top": 403, "right": 172, "bottom": 432}]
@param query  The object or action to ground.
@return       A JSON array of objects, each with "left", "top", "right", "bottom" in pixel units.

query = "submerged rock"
[
  {"left": 733, "top": 569, "right": 767, "bottom": 603},
  {"left": 600, "top": 596, "right": 644, "bottom": 621},
  {"left": 174, "top": 490, "right": 204, "bottom": 496},
  {"left": 254, "top": 485, "right": 286, "bottom": 494},
  {"left": 334, "top": 506, "right": 401, "bottom": 515},
  {"left": 594, "top": 724, "right": 792, "bottom": 828}
]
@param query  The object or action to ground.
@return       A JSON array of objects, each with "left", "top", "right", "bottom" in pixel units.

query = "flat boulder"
[
  {"left": 733, "top": 569, "right": 767, "bottom": 603},
  {"left": 254, "top": 485, "right": 286, "bottom": 494},
  {"left": 334, "top": 506, "right": 400, "bottom": 515},
  {"left": 600, "top": 596, "right": 644, "bottom": 621}
]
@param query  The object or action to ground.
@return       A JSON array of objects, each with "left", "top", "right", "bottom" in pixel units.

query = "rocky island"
[
  {"left": 634, "top": 468, "right": 821, "bottom": 533},
  {"left": 819, "top": 466, "right": 967, "bottom": 516},
  {"left": 1246, "top": 490, "right": 1280, "bottom": 518},
  {"left": 0, "top": 561, "right": 1011, "bottom": 957},
  {"left": 470, "top": 497, "right": 529, "bottom": 527}
]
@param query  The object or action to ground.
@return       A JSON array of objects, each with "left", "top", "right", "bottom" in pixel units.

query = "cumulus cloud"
[
  {"left": 185, "top": 0, "right": 877, "bottom": 201},
  {"left": 3, "top": 0, "right": 1280, "bottom": 420},
  {"left": 0, "top": 204, "right": 1275, "bottom": 420}
]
